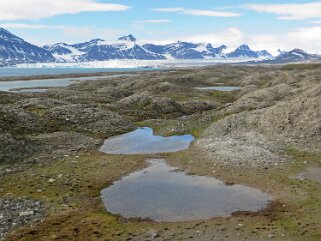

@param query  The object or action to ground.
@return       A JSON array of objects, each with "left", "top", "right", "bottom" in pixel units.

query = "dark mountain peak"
[
  {"left": 290, "top": 48, "right": 307, "bottom": 54},
  {"left": 45, "top": 42, "right": 68, "bottom": 47},
  {"left": 237, "top": 44, "right": 251, "bottom": 51},
  {"left": 218, "top": 44, "right": 228, "bottom": 51},
  {"left": 0, "top": 27, "right": 23, "bottom": 41},
  {"left": 118, "top": 34, "right": 136, "bottom": 42},
  {"left": 0, "top": 27, "right": 55, "bottom": 66},
  {"left": 0, "top": 27, "right": 9, "bottom": 33},
  {"left": 278, "top": 49, "right": 310, "bottom": 58},
  {"left": 0, "top": 27, "right": 12, "bottom": 35},
  {"left": 89, "top": 38, "right": 104, "bottom": 44},
  {"left": 226, "top": 44, "right": 263, "bottom": 58},
  {"left": 261, "top": 48, "right": 321, "bottom": 64},
  {"left": 256, "top": 50, "right": 272, "bottom": 57}
]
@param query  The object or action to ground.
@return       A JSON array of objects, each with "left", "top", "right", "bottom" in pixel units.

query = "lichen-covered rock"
[
  {"left": 0, "top": 106, "right": 42, "bottom": 134},
  {"left": 229, "top": 83, "right": 297, "bottom": 111},
  {"left": 180, "top": 100, "right": 219, "bottom": 114},
  {"left": 43, "top": 104, "right": 134, "bottom": 137},
  {"left": 32, "top": 131, "right": 101, "bottom": 156},
  {"left": 16, "top": 98, "right": 68, "bottom": 109},
  {"left": 114, "top": 91, "right": 183, "bottom": 119},
  {"left": 0, "top": 132, "right": 34, "bottom": 162},
  {"left": 0, "top": 91, "right": 24, "bottom": 104}
]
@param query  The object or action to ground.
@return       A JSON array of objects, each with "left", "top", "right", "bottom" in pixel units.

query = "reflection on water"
[
  {"left": 101, "top": 159, "right": 272, "bottom": 222},
  {"left": 99, "top": 127, "right": 195, "bottom": 154},
  {"left": 197, "top": 86, "right": 241, "bottom": 91}
]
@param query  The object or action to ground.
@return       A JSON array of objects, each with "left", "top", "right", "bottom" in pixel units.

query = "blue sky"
[{"left": 0, "top": 0, "right": 321, "bottom": 54}]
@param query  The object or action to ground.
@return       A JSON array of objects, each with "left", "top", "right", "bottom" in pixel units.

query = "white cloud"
[
  {"left": 245, "top": 2, "right": 321, "bottom": 20},
  {"left": 134, "top": 19, "right": 171, "bottom": 24},
  {"left": 154, "top": 8, "right": 184, "bottom": 13},
  {"left": 0, "top": 23, "right": 56, "bottom": 29},
  {"left": 95, "top": 28, "right": 125, "bottom": 40},
  {"left": 62, "top": 26, "right": 93, "bottom": 38},
  {"left": 310, "top": 20, "right": 321, "bottom": 24},
  {"left": 0, "top": 23, "right": 125, "bottom": 45},
  {"left": 144, "top": 27, "right": 321, "bottom": 55},
  {"left": 182, "top": 28, "right": 246, "bottom": 47},
  {"left": 0, "top": 23, "right": 68, "bottom": 30},
  {"left": 62, "top": 26, "right": 124, "bottom": 40},
  {"left": 0, "top": 0, "right": 130, "bottom": 20},
  {"left": 249, "top": 27, "right": 321, "bottom": 55},
  {"left": 153, "top": 7, "right": 240, "bottom": 17}
]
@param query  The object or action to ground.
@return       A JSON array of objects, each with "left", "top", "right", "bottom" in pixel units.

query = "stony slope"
[{"left": 196, "top": 65, "right": 321, "bottom": 165}]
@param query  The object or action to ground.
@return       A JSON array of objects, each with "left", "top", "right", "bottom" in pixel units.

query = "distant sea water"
[{"left": 0, "top": 67, "right": 153, "bottom": 77}]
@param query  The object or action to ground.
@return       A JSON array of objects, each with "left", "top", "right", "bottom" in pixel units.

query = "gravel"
[{"left": 0, "top": 198, "right": 44, "bottom": 240}]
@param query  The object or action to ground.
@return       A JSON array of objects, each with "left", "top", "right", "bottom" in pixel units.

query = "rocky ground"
[
  {"left": 0, "top": 198, "right": 44, "bottom": 240},
  {"left": 0, "top": 64, "right": 320, "bottom": 240}
]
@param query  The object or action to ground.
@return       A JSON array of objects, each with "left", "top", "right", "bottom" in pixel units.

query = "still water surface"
[
  {"left": 101, "top": 159, "right": 272, "bottom": 222},
  {"left": 99, "top": 127, "right": 195, "bottom": 154}
]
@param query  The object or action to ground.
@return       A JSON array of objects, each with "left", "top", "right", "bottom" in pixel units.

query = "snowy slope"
[{"left": 0, "top": 28, "right": 55, "bottom": 66}]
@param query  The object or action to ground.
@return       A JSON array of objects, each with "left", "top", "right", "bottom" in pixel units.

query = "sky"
[{"left": 0, "top": 0, "right": 321, "bottom": 54}]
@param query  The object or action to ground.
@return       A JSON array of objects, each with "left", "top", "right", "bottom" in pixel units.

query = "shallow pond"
[
  {"left": 0, "top": 74, "right": 133, "bottom": 92},
  {"left": 99, "top": 127, "right": 195, "bottom": 154},
  {"left": 0, "top": 67, "right": 149, "bottom": 77},
  {"left": 196, "top": 86, "right": 241, "bottom": 91},
  {"left": 101, "top": 159, "right": 272, "bottom": 222}
]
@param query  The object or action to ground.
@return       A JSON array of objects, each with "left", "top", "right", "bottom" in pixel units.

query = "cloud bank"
[
  {"left": 0, "top": 0, "right": 130, "bottom": 20},
  {"left": 134, "top": 19, "right": 171, "bottom": 24},
  {"left": 245, "top": 2, "right": 321, "bottom": 20},
  {"left": 180, "top": 27, "right": 321, "bottom": 55},
  {"left": 153, "top": 7, "right": 240, "bottom": 17}
]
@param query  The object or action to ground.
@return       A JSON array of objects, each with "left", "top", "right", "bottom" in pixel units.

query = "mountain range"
[
  {"left": 0, "top": 28, "right": 320, "bottom": 66},
  {"left": 42, "top": 35, "right": 273, "bottom": 63}
]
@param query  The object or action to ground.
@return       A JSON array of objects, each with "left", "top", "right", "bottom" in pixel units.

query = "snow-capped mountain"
[
  {"left": 259, "top": 49, "right": 321, "bottom": 64},
  {"left": 142, "top": 42, "right": 228, "bottom": 59},
  {"left": 43, "top": 35, "right": 166, "bottom": 62},
  {"left": 0, "top": 28, "right": 320, "bottom": 66},
  {"left": 44, "top": 34, "right": 273, "bottom": 62},
  {"left": 79, "top": 36, "right": 166, "bottom": 61},
  {"left": 0, "top": 28, "right": 54, "bottom": 66},
  {"left": 226, "top": 44, "right": 272, "bottom": 59},
  {"left": 274, "top": 49, "right": 320, "bottom": 62},
  {"left": 43, "top": 43, "right": 85, "bottom": 63},
  {"left": 118, "top": 34, "right": 136, "bottom": 42}
]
